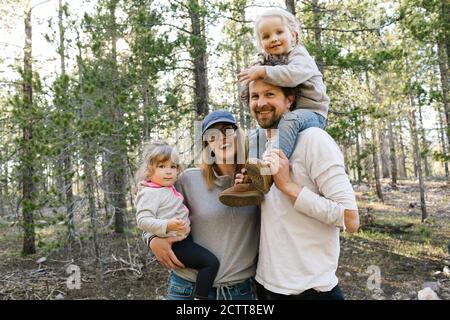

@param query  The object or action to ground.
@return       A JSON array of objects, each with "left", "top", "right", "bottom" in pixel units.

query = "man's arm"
[{"left": 265, "top": 140, "right": 359, "bottom": 233}]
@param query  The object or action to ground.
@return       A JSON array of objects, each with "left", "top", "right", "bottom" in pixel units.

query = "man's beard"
[{"left": 255, "top": 109, "right": 282, "bottom": 129}]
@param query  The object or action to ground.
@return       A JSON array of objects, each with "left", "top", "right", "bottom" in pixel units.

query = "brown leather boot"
[
  {"left": 219, "top": 182, "right": 264, "bottom": 207},
  {"left": 245, "top": 158, "right": 273, "bottom": 194}
]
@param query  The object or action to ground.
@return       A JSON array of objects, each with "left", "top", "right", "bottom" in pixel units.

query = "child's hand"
[
  {"left": 167, "top": 217, "right": 186, "bottom": 233},
  {"left": 238, "top": 66, "right": 266, "bottom": 84}
]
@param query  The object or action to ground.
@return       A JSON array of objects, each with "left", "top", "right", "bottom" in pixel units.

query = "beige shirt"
[
  {"left": 264, "top": 46, "right": 330, "bottom": 118},
  {"left": 256, "top": 128, "right": 358, "bottom": 295}
]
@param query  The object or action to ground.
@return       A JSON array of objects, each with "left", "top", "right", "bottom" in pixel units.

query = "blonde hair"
[
  {"left": 254, "top": 8, "right": 301, "bottom": 51},
  {"left": 134, "top": 141, "right": 180, "bottom": 187},
  {"left": 200, "top": 128, "right": 246, "bottom": 191}
]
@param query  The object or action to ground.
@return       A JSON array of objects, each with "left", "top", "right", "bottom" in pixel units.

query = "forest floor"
[{"left": 0, "top": 178, "right": 449, "bottom": 300}]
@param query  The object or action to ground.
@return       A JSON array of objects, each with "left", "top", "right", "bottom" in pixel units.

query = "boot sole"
[
  {"left": 245, "top": 163, "right": 271, "bottom": 194},
  {"left": 219, "top": 192, "right": 263, "bottom": 207}
]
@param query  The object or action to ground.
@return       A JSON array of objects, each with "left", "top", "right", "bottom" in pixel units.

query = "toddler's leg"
[
  {"left": 172, "top": 235, "right": 219, "bottom": 300},
  {"left": 245, "top": 111, "right": 325, "bottom": 193},
  {"left": 248, "top": 127, "right": 267, "bottom": 159},
  {"left": 276, "top": 110, "right": 326, "bottom": 158}
]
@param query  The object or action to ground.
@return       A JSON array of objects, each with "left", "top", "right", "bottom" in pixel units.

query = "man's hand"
[
  {"left": 149, "top": 236, "right": 185, "bottom": 269},
  {"left": 344, "top": 209, "right": 359, "bottom": 233},
  {"left": 238, "top": 66, "right": 266, "bottom": 84},
  {"left": 263, "top": 149, "right": 302, "bottom": 200}
]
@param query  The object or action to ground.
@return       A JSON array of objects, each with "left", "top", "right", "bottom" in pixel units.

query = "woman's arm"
[{"left": 149, "top": 236, "right": 185, "bottom": 269}]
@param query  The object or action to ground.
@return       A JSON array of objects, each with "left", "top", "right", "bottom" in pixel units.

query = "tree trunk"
[
  {"left": 397, "top": 120, "right": 408, "bottom": 179},
  {"left": 0, "top": 154, "right": 4, "bottom": 216},
  {"left": 355, "top": 131, "right": 362, "bottom": 183},
  {"left": 438, "top": 110, "right": 449, "bottom": 178},
  {"left": 285, "top": 0, "right": 296, "bottom": 15},
  {"left": 342, "top": 146, "right": 350, "bottom": 177},
  {"left": 371, "top": 128, "right": 384, "bottom": 202},
  {"left": 3, "top": 144, "right": 8, "bottom": 198},
  {"left": 362, "top": 127, "right": 373, "bottom": 185},
  {"left": 231, "top": 40, "right": 245, "bottom": 128},
  {"left": 443, "top": 0, "right": 450, "bottom": 67},
  {"left": 378, "top": 125, "right": 390, "bottom": 178},
  {"left": 22, "top": 2, "right": 35, "bottom": 255},
  {"left": 142, "top": 74, "right": 150, "bottom": 139},
  {"left": 438, "top": 41, "right": 450, "bottom": 153},
  {"left": 387, "top": 121, "right": 398, "bottom": 188},
  {"left": 232, "top": 10, "right": 251, "bottom": 130},
  {"left": 311, "top": 0, "right": 324, "bottom": 74},
  {"left": 189, "top": 0, "right": 209, "bottom": 118},
  {"left": 418, "top": 104, "right": 431, "bottom": 177},
  {"left": 240, "top": 2, "right": 252, "bottom": 129},
  {"left": 58, "top": 0, "right": 75, "bottom": 241},
  {"left": 109, "top": 0, "right": 126, "bottom": 234},
  {"left": 55, "top": 164, "right": 64, "bottom": 202},
  {"left": 408, "top": 109, "right": 427, "bottom": 222},
  {"left": 77, "top": 34, "right": 102, "bottom": 271}
]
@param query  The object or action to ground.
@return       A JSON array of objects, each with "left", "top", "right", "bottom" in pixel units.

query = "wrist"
[
  {"left": 281, "top": 181, "right": 301, "bottom": 200},
  {"left": 260, "top": 66, "right": 267, "bottom": 78},
  {"left": 148, "top": 235, "right": 157, "bottom": 249},
  {"left": 166, "top": 219, "right": 174, "bottom": 232}
]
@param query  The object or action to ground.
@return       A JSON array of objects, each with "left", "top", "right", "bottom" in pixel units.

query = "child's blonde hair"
[
  {"left": 254, "top": 8, "right": 301, "bottom": 51},
  {"left": 134, "top": 141, "right": 180, "bottom": 186}
]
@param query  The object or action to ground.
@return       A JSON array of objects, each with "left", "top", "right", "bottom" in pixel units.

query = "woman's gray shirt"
[{"left": 145, "top": 168, "right": 260, "bottom": 286}]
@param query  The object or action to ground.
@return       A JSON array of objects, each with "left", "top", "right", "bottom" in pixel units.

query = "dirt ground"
[{"left": 1, "top": 179, "right": 449, "bottom": 300}]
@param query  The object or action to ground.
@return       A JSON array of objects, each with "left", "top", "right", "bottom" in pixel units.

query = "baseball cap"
[{"left": 202, "top": 110, "right": 237, "bottom": 135}]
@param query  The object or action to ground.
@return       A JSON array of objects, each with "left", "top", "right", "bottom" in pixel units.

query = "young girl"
[
  {"left": 135, "top": 141, "right": 219, "bottom": 300},
  {"left": 219, "top": 8, "right": 330, "bottom": 206}
]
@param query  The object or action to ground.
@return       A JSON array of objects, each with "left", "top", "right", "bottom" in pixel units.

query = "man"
[{"left": 235, "top": 75, "right": 360, "bottom": 300}]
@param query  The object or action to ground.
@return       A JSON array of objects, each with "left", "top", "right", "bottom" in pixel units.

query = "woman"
[{"left": 145, "top": 110, "right": 260, "bottom": 300}]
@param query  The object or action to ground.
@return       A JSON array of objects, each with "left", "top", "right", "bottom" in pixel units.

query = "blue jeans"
[
  {"left": 277, "top": 110, "right": 326, "bottom": 158},
  {"left": 167, "top": 271, "right": 256, "bottom": 300},
  {"left": 248, "top": 110, "right": 326, "bottom": 160}
]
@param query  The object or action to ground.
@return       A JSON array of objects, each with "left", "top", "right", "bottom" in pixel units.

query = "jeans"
[
  {"left": 167, "top": 272, "right": 256, "bottom": 300},
  {"left": 277, "top": 110, "right": 326, "bottom": 159},
  {"left": 255, "top": 281, "right": 344, "bottom": 300},
  {"left": 248, "top": 110, "right": 326, "bottom": 160}
]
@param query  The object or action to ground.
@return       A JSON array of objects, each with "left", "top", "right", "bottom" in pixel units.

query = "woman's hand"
[
  {"left": 234, "top": 168, "right": 247, "bottom": 184},
  {"left": 263, "top": 149, "right": 302, "bottom": 200},
  {"left": 149, "top": 236, "right": 185, "bottom": 269}
]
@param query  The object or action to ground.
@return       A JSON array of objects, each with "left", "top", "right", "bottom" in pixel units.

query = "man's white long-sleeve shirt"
[{"left": 256, "top": 128, "right": 358, "bottom": 295}]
